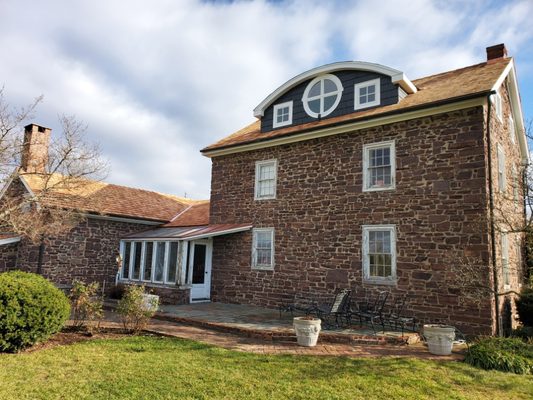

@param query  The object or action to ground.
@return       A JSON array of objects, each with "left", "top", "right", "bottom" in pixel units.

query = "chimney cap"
[
  {"left": 24, "top": 123, "right": 51, "bottom": 132},
  {"left": 486, "top": 43, "right": 508, "bottom": 62}
]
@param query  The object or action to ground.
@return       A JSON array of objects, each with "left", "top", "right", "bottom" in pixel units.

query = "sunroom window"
[
  {"left": 354, "top": 78, "right": 380, "bottom": 110},
  {"left": 121, "top": 240, "right": 180, "bottom": 285},
  {"left": 273, "top": 101, "right": 293, "bottom": 128},
  {"left": 302, "top": 74, "right": 343, "bottom": 118}
]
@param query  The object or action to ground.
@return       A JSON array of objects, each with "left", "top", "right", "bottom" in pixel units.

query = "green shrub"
[
  {"left": 69, "top": 280, "right": 103, "bottom": 333},
  {"left": 516, "top": 287, "right": 533, "bottom": 326},
  {"left": 464, "top": 337, "right": 533, "bottom": 375},
  {"left": 0, "top": 271, "right": 70, "bottom": 352},
  {"left": 116, "top": 285, "right": 159, "bottom": 334}
]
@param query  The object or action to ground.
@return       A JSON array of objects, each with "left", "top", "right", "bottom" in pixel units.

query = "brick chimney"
[
  {"left": 21, "top": 124, "right": 51, "bottom": 174},
  {"left": 486, "top": 43, "right": 507, "bottom": 62}
]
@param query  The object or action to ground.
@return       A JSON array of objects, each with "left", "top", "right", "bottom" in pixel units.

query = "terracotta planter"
[
  {"left": 423, "top": 324, "right": 455, "bottom": 355},
  {"left": 293, "top": 317, "right": 321, "bottom": 347}
]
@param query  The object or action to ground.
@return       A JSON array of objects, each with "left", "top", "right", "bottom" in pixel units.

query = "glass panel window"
[
  {"left": 363, "top": 141, "right": 395, "bottom": 191},
  {"left": 273, "top": 101, "right": 293, "bottom": 128},
  {"left": 502, "top": 233, "right": 509, "bottom": 287},
  {"left": 363, "top": 225, "right": 396, "bottom": 283},
  {"left": 154, "top": 242, "right": 166, "bottom": 283},
  {"left": 252, "top": 228, "right": 274, "bottom": 269},
  {"left": 166, "top": 242, "right": 179, "bottom": 283},
  {"left": 255, "top": 160, "right": 277, "bottom": 200},
  {"left": 132, "top": 242, "right": 142, "bottom": 280},
  {"left": 354, "top": 79, "right": 380, "bottom": 110},
  {"left": 142, "top": 242, "right": 154, "bottom": 281},
  {"left": 122, "top": 241, "right": 131, "bottom": 279},
  {"left": 497, "top": 144, "right": 506, "bottom": 192},
  {"left": 302, "top": 74, "right": 343, "bottom": 118}
]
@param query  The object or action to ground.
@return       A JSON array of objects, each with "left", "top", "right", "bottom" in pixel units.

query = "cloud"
[{"left": 0, "top": 0, "right": 532, "bottom": 199}]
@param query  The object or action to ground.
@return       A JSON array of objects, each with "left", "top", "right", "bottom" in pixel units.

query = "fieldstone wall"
[{"left": 210, "top": 106, "right": 497, "bottom": 334}]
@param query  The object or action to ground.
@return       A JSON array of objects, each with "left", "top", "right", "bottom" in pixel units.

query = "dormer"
[{"left": 254, "top": 62, "right": 417, "bottom": 133}]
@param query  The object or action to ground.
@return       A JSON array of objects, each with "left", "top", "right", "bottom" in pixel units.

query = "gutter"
[{"left": 485, "top": 90, "right": 501, "bottom": 336}]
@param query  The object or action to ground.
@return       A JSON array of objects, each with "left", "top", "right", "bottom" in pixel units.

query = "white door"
[{"left": 189, "top": 240, "right": 212, "bottom": 302}]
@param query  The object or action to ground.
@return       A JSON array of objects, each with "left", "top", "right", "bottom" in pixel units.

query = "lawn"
[{"left": 0, "top": 336, "right": 531, "bottom": 400}]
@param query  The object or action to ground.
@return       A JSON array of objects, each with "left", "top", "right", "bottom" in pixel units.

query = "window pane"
[
  {"left": 154, "top": 242, "right": 166, "bottom": 282},
  {"left": 309, "top": 82, "right": 321, "bottom": 97},
  {"left": 367, "top": 84, "right": 375, "bottom": 94},
  {"left": 167, "top": 242, "right": 179, "bottom": 283},
  {"left": 324, "top": 79, "right": 337, "bottom": 94},
  {"left": 368, "top": 93, "right": 375, "bottom": 102},
  {"left": 143, "top": 242, "right": 153, "bottom": 281},
  {"left": 309, "top": 99, "right": 320, "bottom": 113},
  {"left": 323, "top": 95, "right": 337, "bottom": 112},
  {"left": 132, "top": 242, "right": 141, "bottom": 280},
  {"left": 122, "top": 242, "right": 131, "bottom": 279}
]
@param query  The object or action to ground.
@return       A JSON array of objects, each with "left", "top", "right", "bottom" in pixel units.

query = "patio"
[{"left": 148, "top": 302, "right": 420, "bottom": 345}]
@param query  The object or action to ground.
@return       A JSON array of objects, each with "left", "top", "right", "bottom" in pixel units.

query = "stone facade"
[
  {"left": 209, "top": 99, "right": 524, "bottom": 334},
  {"left": 0, "top": 242, "right": 18, "bottom": 272}
]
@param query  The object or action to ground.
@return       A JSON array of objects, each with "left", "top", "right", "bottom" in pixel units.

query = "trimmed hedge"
[
  {"left": 464, "top": 337, "right": 533, "bottom": 375},
  {"left": 0, "top": 271, "right": 70, "bottom": 352},
  {"left": 516, "top": 287, "right": 533, "bottom": 326}
]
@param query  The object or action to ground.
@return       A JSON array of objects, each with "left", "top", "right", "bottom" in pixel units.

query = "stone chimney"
[
  {"left": 21, "top": 124, "right": 51, "bottom": 174},
  {"left": 486, "top": 43, "right": 507, "bottom": 62}
]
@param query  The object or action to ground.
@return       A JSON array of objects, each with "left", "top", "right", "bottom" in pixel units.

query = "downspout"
[{"left": 485, "top": 90, "right": 501, "bottom": 336}]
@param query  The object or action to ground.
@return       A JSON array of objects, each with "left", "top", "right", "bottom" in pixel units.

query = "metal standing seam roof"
[{"left": 123, "top": 223, "right": 253, "bottom": 240}]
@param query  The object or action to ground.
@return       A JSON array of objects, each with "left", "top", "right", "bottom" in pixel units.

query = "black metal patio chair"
[
  {"left": 310, "top": 289, "right": 352, "bottom": 329},
  {"left": 278, "top": 293, "right": 320, "bottom": 319},
  {"left": 381, "top": 294, "right": 417, "bottom": 336},
  {"left": 349, "top": 290, "right": 390, "bottom": 333}
]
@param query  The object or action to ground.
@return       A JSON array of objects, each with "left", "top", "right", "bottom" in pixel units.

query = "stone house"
[{"left": 182, "top": 43, "right": 524, "bottom": 335}]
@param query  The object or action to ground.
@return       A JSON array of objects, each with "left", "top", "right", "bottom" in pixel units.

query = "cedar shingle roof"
[
  {"left": 163, "top": 201, "right": 210, "bottom": 227},
  {"left": 21, "top": 173, "right": 206, "bottom": 222},
  {"left": 202, "top": 58, "right": 511, "bottom": 153}
]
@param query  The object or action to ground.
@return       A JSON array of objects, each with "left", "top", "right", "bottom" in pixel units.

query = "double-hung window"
[
  {"left": 497, "top": 144, "right": 506, "bottom": 192},
  {"left": 354, "top": 78, "right": 380, "bottom": 110},
  {"left": 501, "top": 232, "right": 509, "bottom": 288},
  {"left": 255, "top": 159, "right": 277, "bottom": 200},
  {"left": 363, "top": 141, "right": 395, "bottom": 191},
  {"left": 252, "top": 228, "right": 274, "bottom": 270},
  {"left": 362, "top": 225, "right": 396, "bottom": 284},
  {"left": 273, "top": 101, "right": 293, "bottom": 128}
]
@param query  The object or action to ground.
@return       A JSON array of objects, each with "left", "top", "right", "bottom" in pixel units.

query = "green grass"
[{"left": 0, "top": 336, "right": 531, "bottom": 400}]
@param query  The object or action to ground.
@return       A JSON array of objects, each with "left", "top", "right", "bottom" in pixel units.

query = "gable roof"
[
  {"left": 163, "top": 201, "right": 210, "bottom": 227},
  {"left": 20, "top": 172, "right": 205, "bottom": 223},
  {"left": 202, "top": 57, "right": 513, "bottom": 155}
]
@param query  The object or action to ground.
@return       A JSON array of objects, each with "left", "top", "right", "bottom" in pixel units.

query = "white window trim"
[
  {"left": 152, "top": 241, "right": 166, "bottom": 284},
  {"left": 493, "top": 90, "right": 502, "bottom": 122},
  {"left": 501, "top": 232, "right": 509, "bottom": 290},
  {"left": 497, "top": 144, "right": 506, "bottom": 193},
  {"left": 362, "top": 225, "right": 397, "bottom": 285},
  {"left": 509, "top": 115, "right": 515, "bottom": 144},
  {"left": 354, "top": 78, "right": 381, "bottom": 110},
  {"left": 362, "top": 140, "right": 396, "bottom": 192},
  {"left": 272, "top": 101, "right": 293, "bottom": 128},
  {"left": 251, "top": 228, "right": 275, "bottom": 270},
  {"left": 141, "top": 241, "right": 154, "bottom": 283},
  {"left": 254, "top": 159, "right": 277, "bottom": 200},
  {"left": 301, "top": 73, "right": 343, "bottom": 118}
]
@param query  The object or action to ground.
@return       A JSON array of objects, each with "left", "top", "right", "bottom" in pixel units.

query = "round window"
[{"left": 302, "top": 74, "right": 343, "bottom": 118}]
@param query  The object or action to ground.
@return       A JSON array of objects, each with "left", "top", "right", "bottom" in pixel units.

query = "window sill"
[
  {"left": 254, "top": 196, "right": 276, "bottom": 201},
  {"left": 363, "top": 278, "right": 397, "bottom": 286},
  {"left": 252, "top": 266, "right": 274, "bottom": 271},
  {"left": 119, "top": 280, "right": 181, "bottom": 290},
  {"left": 363, "top": 186, "right": 395, "bottom": 193}
]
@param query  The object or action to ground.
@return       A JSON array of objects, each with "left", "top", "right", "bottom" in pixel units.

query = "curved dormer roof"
[{"left": 253, "top": 61, "right": 417, "bottom": 118}]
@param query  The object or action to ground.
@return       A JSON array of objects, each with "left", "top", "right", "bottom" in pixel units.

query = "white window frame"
[
  {"left": 152, "top": 241, "right": 167, "bottom": 284},
  {"left": 141, "top": 241, "right": 154, "bottom": 282},
  {"left": 251, "top": 228, "right": 275, "bottom": 270},
  {"left": 493, "top": 90, "right": 502, "bottom": 122},
  {"left": 363, "top": 140, "right": 396, "bottom": 192},
  {"left": 501, "top": 232, "right": 509, "bottom": 289},
  {"left": 254, "top": 159, "right": 277, "bottom": 200},
  {"left": 301, "top": 74, "right": 343, "bottom": 118},
  {"left": 362, "top": 225, "right": 397, "bottom": 285},
  {"left": 272, "top": 101, "right": 293, "bottom": 128},
  {"left": 497, "top": 144, "right": 506, "bottom": 193},
  {"left": 165, "top": 242, "right": 180, "bottom": 284},
  {"left": 354, "top": 78, "right": 381, "bottom": 110},
  {"left": 509, "top": 115, "right": 515, "bottom": 144}
]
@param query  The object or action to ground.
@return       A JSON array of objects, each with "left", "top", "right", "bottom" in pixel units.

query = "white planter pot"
[
  {"left": 141, "top": 294, "right": 159, "bottom": 312},
  {"left": 423, "top": 324, "right": 455, "bottom": 355},
  {"left": 293, "top": 317, "right": 321, "bottom": 347}
]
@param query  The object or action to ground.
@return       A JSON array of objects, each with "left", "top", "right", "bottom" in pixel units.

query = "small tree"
[
  {"left": 69, "top": 280, "right": 103, "bottom": 334},
  {"left": 116, "top": 285, "right": 159, "bottom": 334}
]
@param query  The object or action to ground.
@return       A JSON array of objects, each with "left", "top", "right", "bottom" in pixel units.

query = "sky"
[{"left": 1, "top": 0, "right": 532, "bottom": 199}]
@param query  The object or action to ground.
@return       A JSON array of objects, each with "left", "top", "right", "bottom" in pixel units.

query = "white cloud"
[{"left": 0, "top": 0, "right": 532, "bottom": 199}]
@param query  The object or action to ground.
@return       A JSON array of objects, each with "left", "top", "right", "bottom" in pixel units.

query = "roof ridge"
[{"left": 413, "top": 57, "right": 511, "bottom": 83}]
